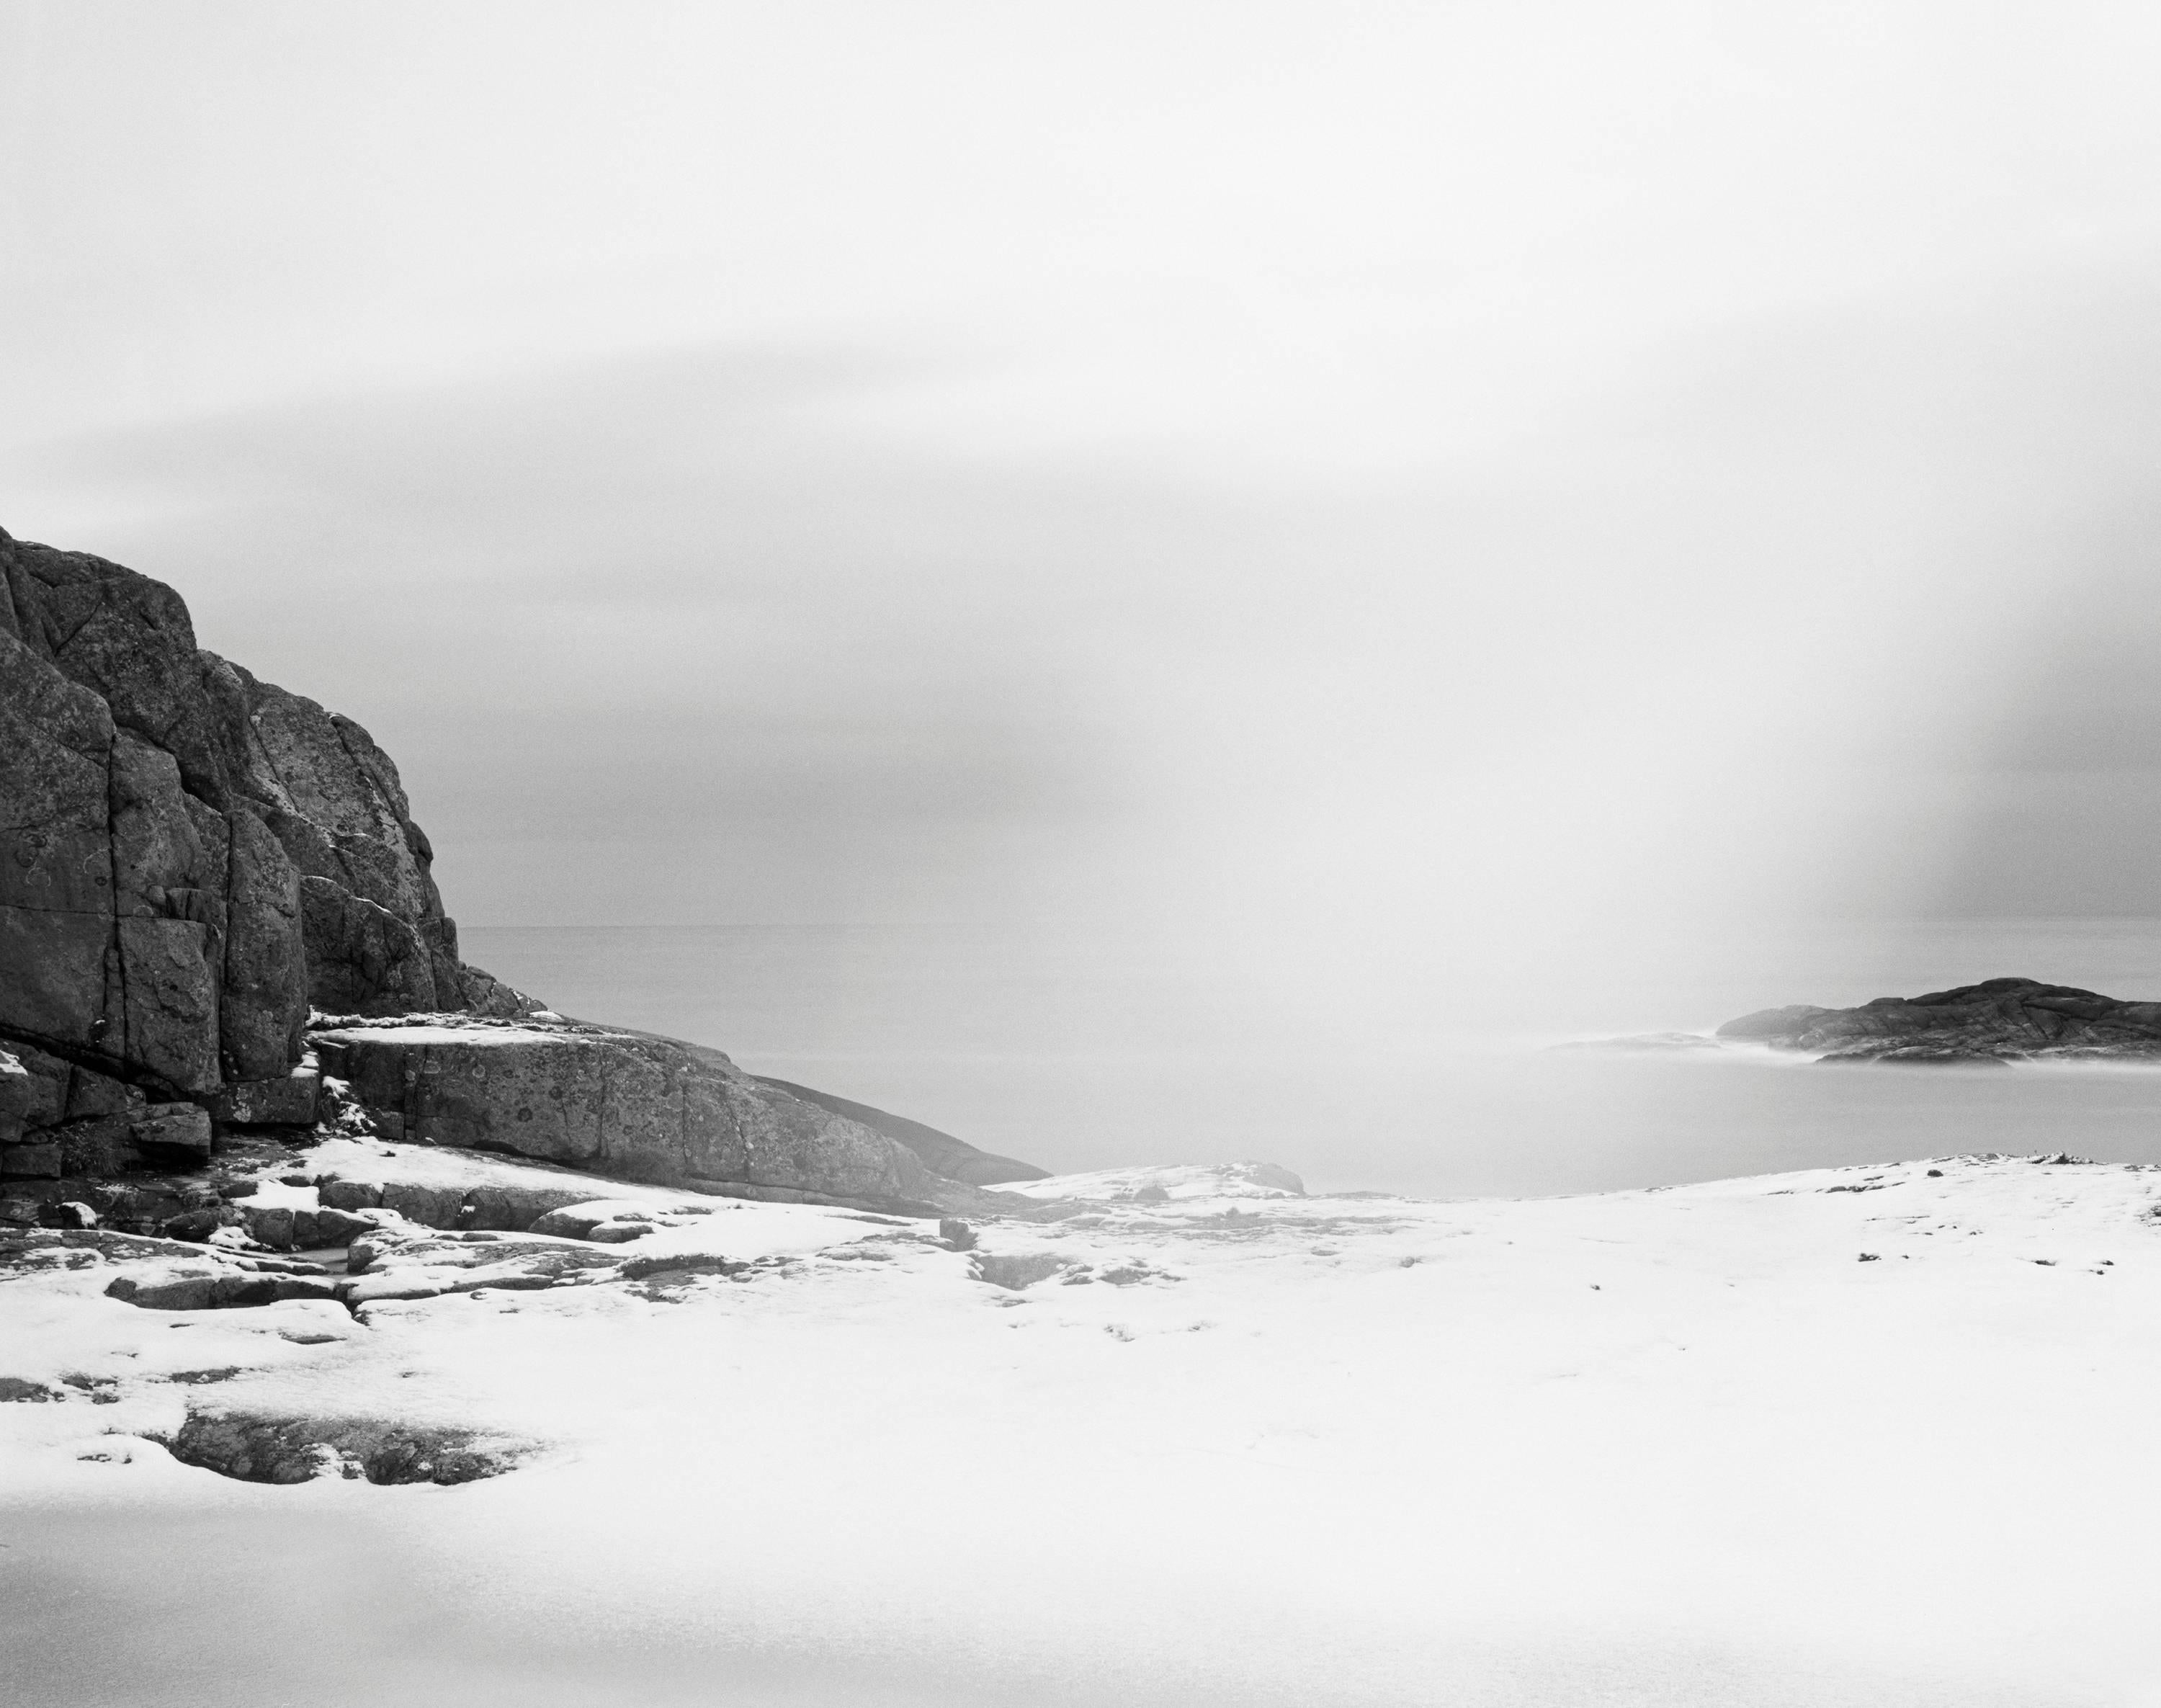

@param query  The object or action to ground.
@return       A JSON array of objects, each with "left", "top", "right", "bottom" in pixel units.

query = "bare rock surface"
[
  {"left": 1718, "top": 977, "right": 2161, "bottom": 1063},
  {"left": 158, "top": 1411, "right": 532, "bottom": 1484},
  {"left": 311, "top": 1018, "right": 1024, "bottom": 1215},
  {"left": 752, "top": 1076, "right": 1050, "bottom": 1185}
]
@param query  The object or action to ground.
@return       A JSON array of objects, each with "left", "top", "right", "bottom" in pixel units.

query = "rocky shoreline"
[
  {"left": 1560, "top": 977, "right": 2161, "bottom": 1064},
  {"left": 1717, "top": 977, "right": 2161, "bottom": 1063}
]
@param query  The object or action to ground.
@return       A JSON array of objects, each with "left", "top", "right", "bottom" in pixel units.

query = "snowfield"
[{"left": 6, "top": 1152, "right": 2161, "bottom": 1707}]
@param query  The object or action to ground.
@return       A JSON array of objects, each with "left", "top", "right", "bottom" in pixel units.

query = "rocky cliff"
[
  {"left": 0, "top": 526, "right": 1038, "bottom": 1215},
  {"left": 2, "top": 527, "right": 532, "bottom": 1083}
]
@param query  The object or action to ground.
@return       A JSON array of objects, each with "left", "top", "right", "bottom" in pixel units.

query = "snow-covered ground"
[{"left": 6, "top": 1152, "right": 2161, "bottom": 1707}]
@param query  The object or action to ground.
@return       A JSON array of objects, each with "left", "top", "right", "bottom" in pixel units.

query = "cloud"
[{"left": 11, "top": 243, "right": 2161, "bottom": 1041}]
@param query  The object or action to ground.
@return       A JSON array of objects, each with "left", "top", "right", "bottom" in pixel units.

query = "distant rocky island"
[
  {"left": 0, "top": 524, "right": 1045, "bottom": 1236},
  {"left": 1718, "top": 977, "right": 2161, "bottom": 1063}
]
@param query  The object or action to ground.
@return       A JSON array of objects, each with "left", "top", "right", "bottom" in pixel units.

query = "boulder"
[
  {"left": 244, "top": 1205, "right": 297, "bottom": 1250},
  {"left": 461, "top": 1182, "right": 604, "bottom": 1232},
  {"left": 159, "top": 1206, "right": 246, "bottom": 1242},
  {"left": 527, "top": 1204, "right": 613, "bottom": 1239},
  {"left": 312, "top": 1207, "right": 377, "bottom": 1246},
  {"left": 318, "top": 1178, "right": 384, "bottom": 1212},
  {"left": 133, "top": 1103, "right": 212, "bottom": 1161},
  {"left": 461, "top": 963, "right": 548, "bottom": 1019},
  {"left": 85, "top": 1182, "right": 191, "bottom": 1236},
  {"left": 211, "top": 1067, "right": 321, "bottom": 1128},
  {"left": 377, "top": 1181, "right": 467, "bottom": 1229}
]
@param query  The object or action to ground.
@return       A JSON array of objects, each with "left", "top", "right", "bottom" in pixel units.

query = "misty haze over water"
[{"left": 465, "top": 915, "right": 2161, "bottom": 1198}]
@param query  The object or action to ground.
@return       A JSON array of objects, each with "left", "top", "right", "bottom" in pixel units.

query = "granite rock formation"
[
  {"left": 1, "top": 527, "right": 535, "bottom": 1119},
  {"left": 1717, "top": 977, "right": 2161, "bottom": 1063},
  {"left": 2, "top": 524, "right": 1044, "bottom": 1216},
  {"left": 311, "top": 1017, "right": 982, "bottom": 1214}
]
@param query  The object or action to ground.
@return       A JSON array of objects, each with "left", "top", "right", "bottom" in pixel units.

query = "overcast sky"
[{"left": 8, "top": 1, "right": 2161, "bottom": 1042}]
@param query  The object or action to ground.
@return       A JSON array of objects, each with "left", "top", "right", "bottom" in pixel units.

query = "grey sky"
[{"left": 8, "top": 1, "right": 2161, "bottom": 1044}]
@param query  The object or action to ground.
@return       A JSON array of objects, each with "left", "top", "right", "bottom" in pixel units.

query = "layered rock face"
[
  {"left": 1, "top": 527, "right": 535, "bottom": 1177},
  {"left": 1719, "top": 978, "right": 2161, "bottom": 1063}
]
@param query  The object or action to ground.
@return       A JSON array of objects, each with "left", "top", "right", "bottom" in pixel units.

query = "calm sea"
[{"left": 462, "top": 918, "right": 2161, "bottom": 1198}]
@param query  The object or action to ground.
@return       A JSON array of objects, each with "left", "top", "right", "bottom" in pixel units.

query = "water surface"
[{"left": 462, "top": 917, "right": 2161, "bottom": 1196}]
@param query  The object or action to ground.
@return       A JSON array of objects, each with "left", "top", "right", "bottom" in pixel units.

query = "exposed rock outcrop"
[
  {"left": 158, "top": 1411, "right": 532, "bottom": 1484},
  {"left": 1, "top": 526, "right": 538, "bottom": 1168},
  {"left": 1718, "top": 977, "right": 2161, "bottom": 1063},
  {"left": 311, "top": 1017, "right": 987, "bottom": 1214},
  {"left": 753, "top": 1076, "right": 1050, "bottom": 1185}
]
